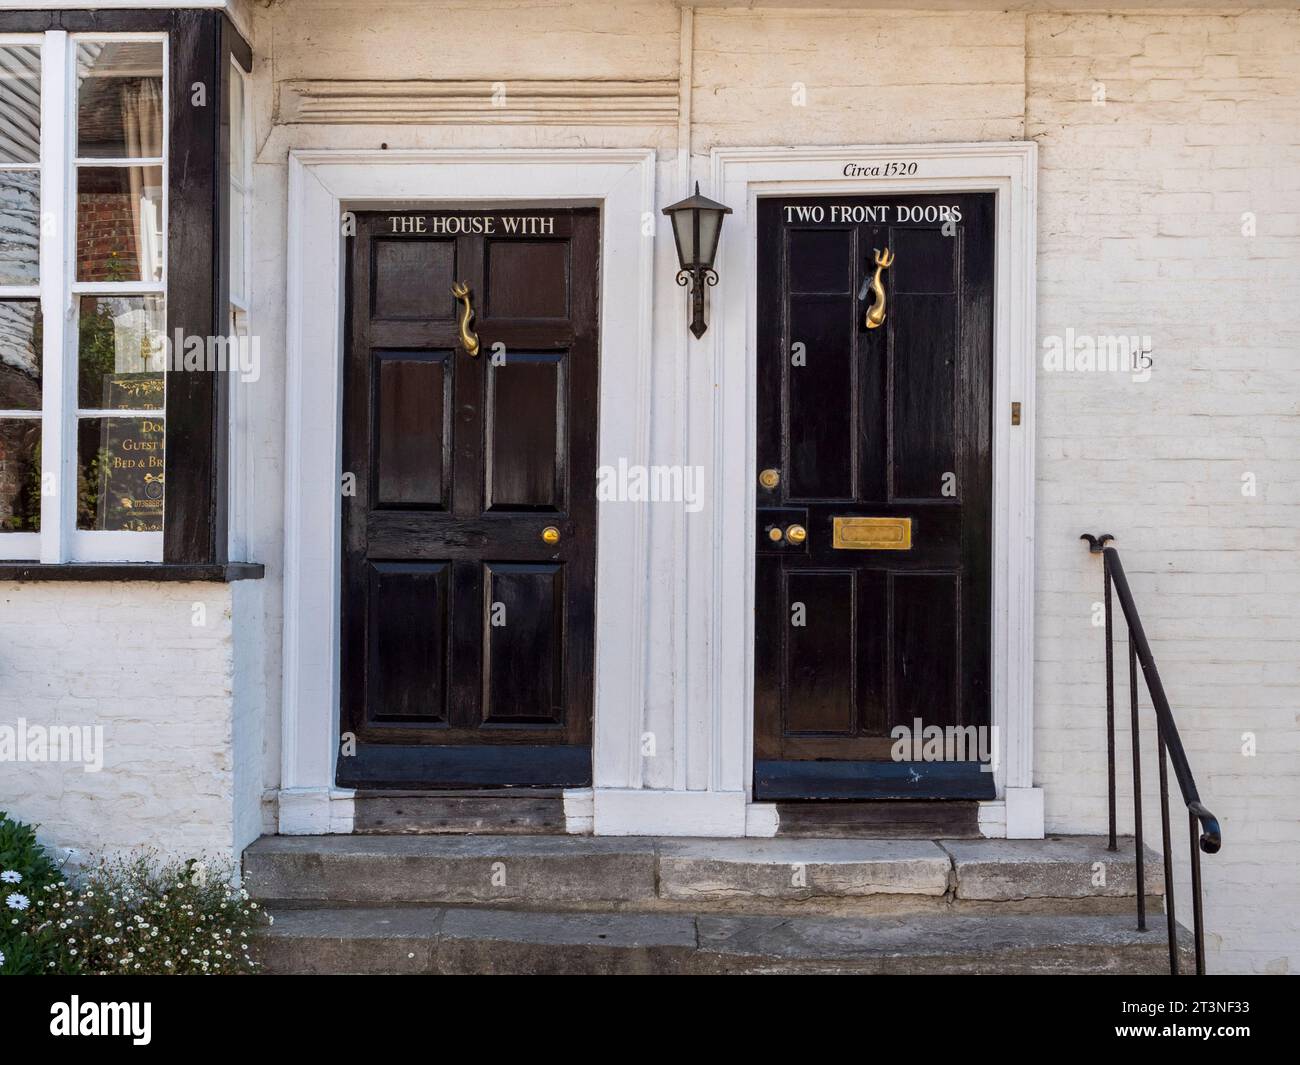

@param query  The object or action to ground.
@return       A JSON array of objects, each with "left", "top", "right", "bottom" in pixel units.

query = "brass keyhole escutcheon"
[
  {"left": 864, "top": 247, "right": 894, "bottom": 330},
  {"left": 767, "top": 526, "right": 784, "bottom": 543},
  {"left": 785, "top": 524, "right": 807, "bottom": 545},
  {"left": 759, "top": 468, "right": 780, "bottom": 490},
  {"left": 541, "top": 526, "right": 561, "bottom": 545},
  {"left": 451, "top": 280, "right": 480, "bottom": 356}
]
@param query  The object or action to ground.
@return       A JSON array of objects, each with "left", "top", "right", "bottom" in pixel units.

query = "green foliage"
[
  {"left": 0, "top": 815, "right": 269, "bottom": 976},
  {"left": 78, "top": 299, "right": 119, "bottom": 403},
  {"left": 0, "top": 812, "right": 72, "bottom": 974},
  {"left": 0, "top": 429, "right": 41, "bottom": 532}
]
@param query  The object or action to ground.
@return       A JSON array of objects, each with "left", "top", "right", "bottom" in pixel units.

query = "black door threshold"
[
  {"left": 337, "top": 745, "right": 591, "bottom": 790},
  {"left": 754, "top": 759, "right": 996, "bottom": 801}
]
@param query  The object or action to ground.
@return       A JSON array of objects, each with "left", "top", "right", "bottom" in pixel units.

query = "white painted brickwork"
[
  {"left": 1, "top": 2, "right": 1295, "bottom": 973},
  {"left": 1027, "top": 12, "right": 1300, "bottom": 975},
  {"left": 0, "top": 583, "right": 244, "bottom": 861},
  {"left": 692, "top": 9, "right": 1026, "bottom": 147}
]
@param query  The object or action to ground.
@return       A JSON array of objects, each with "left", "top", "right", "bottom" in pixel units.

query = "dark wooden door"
[
  {"left": 339, "top": 208, "right": 599, "bottom": 788},
  {"left": 754, "top": 194, "right": 995, "bottom": 800}
]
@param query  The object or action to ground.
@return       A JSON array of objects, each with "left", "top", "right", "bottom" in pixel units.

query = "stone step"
[
  {"left": 244, "top": 834, "right": 1163, "bottom": 916},
  {"left": 256, "top": 906, "right": 1190, "bottom": 975}
]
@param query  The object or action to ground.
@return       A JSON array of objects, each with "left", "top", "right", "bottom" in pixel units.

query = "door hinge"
[{"left": 1011, "top": 401, "right": 1022, "bottom": 426}]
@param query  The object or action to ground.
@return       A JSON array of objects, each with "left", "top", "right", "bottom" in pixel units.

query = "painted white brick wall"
[
  {"left": 0, "top": 583, "right": 243, "bottom": 862},
  {"left": 691, "top": 8, "right": 1026, "bottom": 147},
  {"left": 1028, "top": 11, "right": 1300, "bottom": 975}
]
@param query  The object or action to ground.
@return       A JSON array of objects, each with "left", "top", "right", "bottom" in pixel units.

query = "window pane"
[
  {"left": 77, "top": 415, "right": 164, "bottom": 532},
  {"left": 0, "top": 300, "right": 42, "bottom": 410},
  {"left": 76, "top": 165, "right": 164, "bottom": 282},
  {"left": 0, "top": 44, "right": 41, "bottom": 164},
  {"left": 77, "top": 294, "right": 164, "bottom": 410},
  {"left": 76, "top": 41, "right": 163, "bottom": 160},
  {"left": 229, "top": 67, "right": 246, "bottom": 179},
  {"left": 230, "top": 185, "right": 245, "bottom": 305},
  {"left": 0, "top": 169, "right": 40, "bottom": 286},
  {"left": 0, "top": 417, "right": 40, "bottom": 531}
]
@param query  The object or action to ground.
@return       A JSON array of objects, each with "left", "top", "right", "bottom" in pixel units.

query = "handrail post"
[
  {"left": 1129, "top": 637, "right": 1146, "bottom": 931},
  {"left": 1190, "top": 809, "right": 1207, "bottom": 975},
  {"left": 1157, "top": 730, "right": 1178, "bottom": 974},
  {"left": 1104, "top": 552, "right": 1117, "bottom": 851},
  {"left": 1082, "top": 533, "right": 1118, "bottom": 853}
]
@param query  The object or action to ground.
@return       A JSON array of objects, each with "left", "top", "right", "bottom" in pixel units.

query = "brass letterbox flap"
[{"left": 832, "top": 516, "right": 912, "bottom": 550}]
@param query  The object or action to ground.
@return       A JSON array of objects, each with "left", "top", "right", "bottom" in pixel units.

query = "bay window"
[{"left": 0, "top": 9, "right": 256, "bottom": 578}]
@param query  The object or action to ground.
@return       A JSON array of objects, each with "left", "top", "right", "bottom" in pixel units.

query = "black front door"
[
  {"left": 339, "top": 208, "right": 599, "bottom": 788},
  {"left": 754, "top": 194, "right": 995, "bottom": 800}
]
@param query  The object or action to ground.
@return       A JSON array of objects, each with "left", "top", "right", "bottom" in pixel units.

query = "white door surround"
[
  {"left": 278, "top": 149, "right": 656, "bottom": 833},
  {"left": 688, "top": 143, "right": 1041, "bottom": 838},
  {"left": 277, "top": 142, "right": 1040, "bottom": 840}
]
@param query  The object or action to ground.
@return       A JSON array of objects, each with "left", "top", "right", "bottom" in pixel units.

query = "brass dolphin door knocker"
[
  {"left": 863, "top": 247, "right": 894, "bottom": 330},
  {"left": 451, "top": 280, "right": 480, "bottom": 356}
]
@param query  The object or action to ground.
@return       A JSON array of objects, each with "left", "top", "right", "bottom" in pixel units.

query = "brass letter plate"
[{"left": 832, "top": 516, "right": 912, "bottom": 550}]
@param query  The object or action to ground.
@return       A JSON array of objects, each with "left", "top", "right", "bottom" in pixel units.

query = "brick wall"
[
  {"left": 0, "top": 582, "right": 242, "bottom": 862},
  {"left": 691, "top": 8, "right": 1026, "bottom": 147},
  {"left": 76, "top": 191, "right": 144, "bottom": 283},
  {"left": 1027, "top": 10, "right": 1300, "bottom": 975}
]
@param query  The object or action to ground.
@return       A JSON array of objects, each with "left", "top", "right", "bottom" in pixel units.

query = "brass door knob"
[
  {"left": 785, "top": 524, "right": 807, "bottom": 545},
  {"left": 541, "top": 526, "right": 561, "bottom": 545},
  {"left": 759, "top": 468, "right": 780, "bottom": 490},
  {"left": 767, "top": 526, "right": 784, "bottom": 543}
]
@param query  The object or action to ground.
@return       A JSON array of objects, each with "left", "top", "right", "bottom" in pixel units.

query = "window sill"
[{"left": 0, "top": 562, "right": 264, "bottom": 583}]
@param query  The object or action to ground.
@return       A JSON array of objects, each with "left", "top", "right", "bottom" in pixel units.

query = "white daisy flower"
[
  {"left": 5, "top": 893, "right": 30, "bottom": 911},
  {"left": 0, "top": 870, "right": 21, "bottom": 884}
]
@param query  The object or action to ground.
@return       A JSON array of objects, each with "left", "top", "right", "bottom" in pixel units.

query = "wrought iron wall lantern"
[{"left": 663, "top": 182, "right": 732, "bottom": 338}]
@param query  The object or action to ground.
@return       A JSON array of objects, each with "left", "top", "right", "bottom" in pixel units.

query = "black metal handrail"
[{"left": 1081, "top": 534, "right": 1221, "bottom": 975}]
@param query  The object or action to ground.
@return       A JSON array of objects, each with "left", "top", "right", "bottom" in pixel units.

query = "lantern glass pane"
[
  {"left": 671, "top": 208, "right": 695, "bottom": 267},
  {"left": 698, "top": 209, "right": 723, "bottom": 269}
]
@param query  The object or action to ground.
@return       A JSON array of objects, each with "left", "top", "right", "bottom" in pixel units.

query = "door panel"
[
  {"left": 340, "top": 209, "right": 599, "bottom": 789},
  {"left": 893, "top": 571, "right": 960, "bottom": 729},
  {"left": 784, "top": 569, "right": 856, "bottom": 735},
  {"left": 366, "top": 561, "right": 451, "bottom": 723},
  {"left": 482, "top": 562, "right": 565, "bottom": 725},
  {"left": 372, "top": 238, "right": 456, "bottom": 320},
  {"left": 891, "top": 294, "right": 956, "bottom": 499},
  {"left": 486, "top": 240, "right": 570, "bottom": 319},
  {"left": 373, "top": 351, "right": 452, "bottom": 509},
  {"left": 754, "top": 194, "right": 994, "bottom": 800},
  {"left": 485, "top": 353, "right": 565, "bottom": 511},
  {"left": 787, "top": 295, "right": 855, "bottom": 500}
]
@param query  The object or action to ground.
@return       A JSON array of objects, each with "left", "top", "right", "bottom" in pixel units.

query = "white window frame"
[
  {"left": 0, "top": 29, "right": 169, "bottom": 563},
  {"left": 227, "top": 55, "right": 253, "bottom": 562},
  {"left": 0, "top": 32, "right": 45, "bottom": 560}
]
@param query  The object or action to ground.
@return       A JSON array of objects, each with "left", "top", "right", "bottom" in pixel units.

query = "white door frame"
[
  {"left": 278, "top": 148, "right": 656, "bottom": 833},
  {"left": 696, "top": 143, "right": 1042, "bottom": 838}
]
